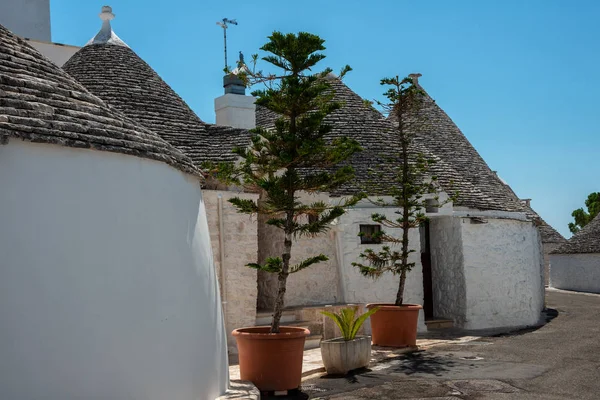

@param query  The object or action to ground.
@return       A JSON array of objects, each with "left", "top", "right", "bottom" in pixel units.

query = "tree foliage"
[
  {"left": 352, "top": 75, "right": 450, "bottom": 306},
  {"left": 569, "top": 192, "right": 600, "bottom": 234},
  {"left": 207, "top": 32, "right": 361, "bottom": 333}
]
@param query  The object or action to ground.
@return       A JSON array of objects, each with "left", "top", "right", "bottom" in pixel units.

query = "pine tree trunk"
[
  {"left": 395, "top": 269, "right": 407, "bottom": 306},
  {"left": 271, "top": 199, "right": 295, "bottom": 333},
  {"left": 271, "top": 233, "right": 291, "bottom": 333},
  {"left": 271, "top": 97, "right": 297, "bottom": 333},
  {"left": 396, "top": 86, "right": 410, "bottom": 307}
]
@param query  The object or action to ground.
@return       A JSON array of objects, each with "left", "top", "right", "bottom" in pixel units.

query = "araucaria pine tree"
[
  {"left": 214, "top": 32, "right": 361, "bottom": 333},
  {"left": 352, "top": 75, "right": 441, "bottom": 306}
]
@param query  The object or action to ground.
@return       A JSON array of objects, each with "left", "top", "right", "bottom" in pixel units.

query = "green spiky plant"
[
  {"left": 206, "top": 32, "right": 362, "bottom": 333},
  {"left": 321, "top": 307, "right": 379, "bottom": 341},
  {"left": 352, "top": 75, "right": 450, "bottom": 307}
]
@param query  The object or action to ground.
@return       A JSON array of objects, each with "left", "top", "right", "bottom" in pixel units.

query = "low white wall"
[
  {"left": 336, "top": 206, "right": 426, "bottom": 332},
  {"left": 204, "top": 190, "right": 258, "bottom": 352},
  {"left": 429, "top": 216, "right": 467, "bottom": 325},
  {"left": 0, "top": 141, "right": 227, "bottom": 400},
  {"left": 542, "top": 242, "right": 562, "bottom": 286},
  {"left": 461, "top": 217, "right": 544, "bottom": 330},
  {"left": 550, "top": 253, "right": 600, "bottom": 293}
]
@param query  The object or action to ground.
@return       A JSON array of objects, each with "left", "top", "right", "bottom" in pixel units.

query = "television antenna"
[{"left": 216, "top": 18, "right": 238, "bottom": 71}]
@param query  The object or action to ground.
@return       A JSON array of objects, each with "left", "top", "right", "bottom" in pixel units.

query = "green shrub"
[{"left": 321, "top": 307, "right": 379, "bottom": 341}]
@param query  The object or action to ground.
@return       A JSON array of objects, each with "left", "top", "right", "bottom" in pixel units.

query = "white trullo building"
[
  {"left": 61, "top": 7, "right": 554, "bottom": 354},
  {"left": 550, "top": 214, "right": 600, "bottom": 293},
  {"left": 0, "top": 23, "right": 228, "bottom": 400}
]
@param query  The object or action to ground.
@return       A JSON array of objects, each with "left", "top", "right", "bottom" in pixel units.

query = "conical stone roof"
[
  {"left": 257, "top": 77, "right": 529, "bottom": 206},
  {"left": 63, "top": 8, "right": 250, "bottom": 166},
  {"left": 553, "top": 213, "right": 600, "bottom": 255},
  {"left": 0, "top": 23, "right": 198, "bottom": 175},
  {"left": 387, "top": 76, "right": 526, "bottom": 212},
  {"left": 257, "top": 77, "right": 495, "bottom": 199}
]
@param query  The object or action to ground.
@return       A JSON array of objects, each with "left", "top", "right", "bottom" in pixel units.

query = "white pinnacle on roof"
[{"left": 86, "top": 6, "right": 129, "bottom": 47}]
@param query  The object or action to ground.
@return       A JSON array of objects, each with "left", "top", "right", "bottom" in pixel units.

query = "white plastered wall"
[
  {"left": 550, "top": 253, "right": 600, "bottom": 293},
  {"left": 460, "top": 217, "right": 544, "bottom": 330},
  {"left": 26, "top": 39, "right": 81, "bottom": 67},
  {"left": 0, "top": 0, "right": 50, "bottom": 42},
  {"left": 429, "top": 216, "right": 467, "bottom": 325},
  {"left": 204, "top": 190, "right": 258, "bottom": 352},
  {"left": 336, "top": 204, "right": 427, "bottom": 333},
  {"left": 542, "top": 242, "right": 562, "bottom": 286},
  {"left": 0, "top": 140, "right": 228, "bottom": 400}
]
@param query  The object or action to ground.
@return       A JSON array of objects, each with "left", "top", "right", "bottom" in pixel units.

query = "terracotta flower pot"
[
  {"left": 232, "top": 326, "right": 309, "bottom": 392},
  {"left": 320, "top": 335, "right": 371, "bottom": 375},
  {"left": 366, "top": 303, "right": 422, "bottom": 347}
]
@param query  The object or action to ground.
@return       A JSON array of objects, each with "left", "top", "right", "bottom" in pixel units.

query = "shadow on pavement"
[{"left": 387, "top": 350, "right": 458, "bottom": 377}]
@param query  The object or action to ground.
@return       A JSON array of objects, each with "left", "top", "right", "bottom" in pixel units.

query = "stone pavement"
[
  {"left": 228, "top": 333, "right": 483, "bottom": 381},
  {"left": 286, "top": 289, "right": 600, "bottom": 399}
]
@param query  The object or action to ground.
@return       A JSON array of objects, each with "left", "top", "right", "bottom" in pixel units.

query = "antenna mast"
[{"left": 216, "top": 18, "right": 238, "bottom": 72}]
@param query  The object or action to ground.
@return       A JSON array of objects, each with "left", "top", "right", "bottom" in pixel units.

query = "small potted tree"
[
  {"left": 320, "top": 307, "right": 379, "bottom": 375},
  {"left": 352, "top": 75, "right": 440, "bottom": 348},
  {"left": 213, "top": 32, "right": 361, "bottom": 392}
]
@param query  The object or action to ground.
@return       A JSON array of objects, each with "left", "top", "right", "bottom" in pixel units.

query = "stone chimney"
[
  {"left": 521, "top": 199, "right": 532, "bottom": 207},
  {"left": 409, "top": 73, "right": 422, "bottom": 87},
  {"left": 214, "top": 73, "right": 256, "bottom": 130}
]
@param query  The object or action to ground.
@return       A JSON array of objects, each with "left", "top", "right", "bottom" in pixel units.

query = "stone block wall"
[
  {"left": 257, "top": 192, "right": 341, "bottom": 310},
  {"left": 204, "top": 190, "right": 259, "bottom": 353}
]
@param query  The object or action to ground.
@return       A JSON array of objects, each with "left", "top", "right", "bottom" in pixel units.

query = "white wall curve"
[
  {"left": 550, "top": 253, "right": 600, "bottom": 294},
  {"left": 0, "top": 140, "right": 227, "bottom": 400}
]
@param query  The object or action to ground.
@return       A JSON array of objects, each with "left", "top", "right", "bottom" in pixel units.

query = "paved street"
[{"left": 296, "top": 289, "right": 600, "bottom": 399}]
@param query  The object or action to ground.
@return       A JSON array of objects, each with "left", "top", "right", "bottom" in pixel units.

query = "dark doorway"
[{"left": 421, "top": 221, "right": 434, "bottom": 319}]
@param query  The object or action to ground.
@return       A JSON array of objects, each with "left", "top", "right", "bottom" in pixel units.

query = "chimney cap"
[
  {"left": 408, "top": 73, "right": 422, "bottom": 86},
  {"left": 520, "top": 198, "right": 532, "bottom": 206},
  {"left": 100, "top": 6, "right": 115, "bottom": 21},
  {"left": 223, "top": 74, "right": 246, "bottom": 95}
]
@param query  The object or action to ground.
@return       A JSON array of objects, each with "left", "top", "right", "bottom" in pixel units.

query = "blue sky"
[{"left": 50, "top": 0, "right": 599, "bottom": 238}]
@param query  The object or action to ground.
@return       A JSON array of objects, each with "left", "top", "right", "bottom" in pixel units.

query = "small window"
[{"left": 359, "top": 224, "right": 382, "bottom": 244}]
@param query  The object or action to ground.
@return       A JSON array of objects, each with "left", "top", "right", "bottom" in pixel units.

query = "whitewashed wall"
[
  {"left": 550, "top": 253, "right": 600, "bottom": 293},
  {"left": 336, "top": 205, "right": 427, "bottom": 332},
  {"left": 429, "top": 216, "right": 467, "bottom": 325},
  {"left": 0, "top": 0, "right": 51, "bottom": 41},
  {"left": 542, "top": 242, "right": 562, "bottom": 286},
  {"left": 27, "top": 39, "right": 81, "bottom": 67},
  {"left": 0, "top": 141, "right": 228, "bottom": 400},
  {"left": 461, "top": 217, "right": 544, "bottom": 330},
  {"left": 204, "top": 190, "right": 258, "bottom": 352}
]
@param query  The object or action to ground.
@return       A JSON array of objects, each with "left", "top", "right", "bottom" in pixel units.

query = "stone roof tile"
[
  {"left": 553, "top": 214, "right": 600, "bottom": 254},
  {"left": 257, "top": 78, "right": 527, "bottom": 212},
  {"left": 63, "top": 35, "right": 251, "bottom": 167},
  {"left": 0, "top": 24, "right": 198, "bottom": 176}
]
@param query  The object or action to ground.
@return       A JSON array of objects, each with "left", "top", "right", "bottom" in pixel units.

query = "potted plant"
[
  {"left": 352, "top": 75, "right": 443, "bottom": 347},
  {"left": 210, "top": 32, "right": 361, "bottom": 392},
  {"left": 320, "top": 307, "right": 379, "bottom": 375}
]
